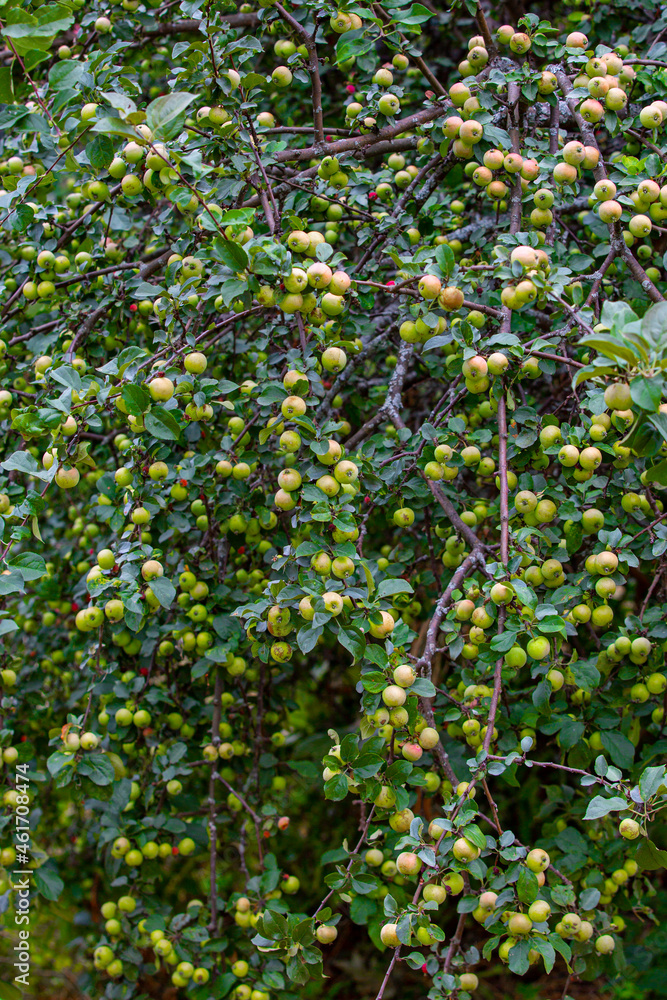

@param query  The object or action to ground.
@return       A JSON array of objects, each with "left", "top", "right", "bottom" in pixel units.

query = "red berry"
[
  {"left": 238, "top": 546, "right": 245, "bottom": 555},
  {"left": 386, "top": 281, "right": 396, "bottom": 286},
  {"left": 346, "top": 84, "right": 355, "bottom": 93},
  {"left": 180, "top": 479, "right": 188, "bottom": 487},
  {"left": 71, "top": 602, "right": 79, "bottom": 612},
  {"left": 140, "top": 667, "right": 148, "bottom": 676},
  {"left": 364, "top": 496, "right": 371, "bottom": 504},
  {"left": 129, "top": 303, "right": 137, "bottom": 312},
  {"left": 20, "top": 735, "right": 27, "bottom": 742},
  {"left": 172, "top": 846, "right": 179, "bottom": 855},
  {"left": 368, "top": 191, "right": 378, "bottom": 200}
]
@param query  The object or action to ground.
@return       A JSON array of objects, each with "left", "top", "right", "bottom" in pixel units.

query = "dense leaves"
[{"left": 1, "top": 0, "right": 667, "bottom": 998}]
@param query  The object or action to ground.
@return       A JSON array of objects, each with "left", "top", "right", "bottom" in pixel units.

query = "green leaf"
[
  {"left": 600, "top": 731, "right": 634, "bottom": 770},
  {"left": 508, "top": 938, "right": 530, "bottom": 975},
  {"left": 324, "top": 773, "right": 349, "bottom": 801},
  {"left": 33, "top": 864, "right": 64, "bottom": 901},
  {"left": 0, "top": 569, "right": 26, "bottom": 596},
  {"left": 144, "top": 406, "right": 181, "bottom": 441},
  {"left": 335, "top": 29, "right": 374, "bottom": 65},
  {"left": 91, "top": 116, "right": 141, "bottom": 141},
  {"left": 0, "top": 618, "right": 18, "bottom": 637},
  {"left": 579, "top": 335, "right": 639, "bottom": 365},
  {"left": 517, "top": 866, "right": 539, "bottom": 904},
  {"left": 146, "top": 91, "right": 197, "bottom": 138},
  {"left": 376, "top": 578, "right": 413, "bottom": 599},
  {"left": 410, "top": 677, "right": 436, "bottom": 697},
  {"left": 483, "top": 123, "right": 512, "bottom": 147},
  {"left": 647, "top": 412, "right": 667, "bottom": 446},
  {"left": 558, "top": 718, "right": 584, "bottom": 748},
  {"left": 48, "top": 58, "right": 85, "bottom": 91},
  {"left": 644, "top": 459, "right": 667, "bottom": 486},
  {"left": 216, "top": 240, "right": 249, "bottom": 271},
  {"left": 1, "top": 450, "right": 54, "bottom": 481},
  {"left": 640, "top": 299, "right": 667, "bottom": 347},
  {"left": 337, "top": 626, "right": 366, "bottom": 662},
  {"left": 220, "top": 208, "right": 256, "bottom": 225},
  {"left": 0, "top": 67, "right": 14, "bottom": 103},
  {"left": 122, "top": 383, "right": 150, "bottom": 416},
  {"left": 532, "top": 936, "right": 555, "bottom": 973},
  {"left": 361, "top": 670, "right": 387, "bottom": 693},
  {"left": 630, "top": 375, "right": 664, "bottom": 412},
  {"left": 0, "top": 982, "right": 24, "bottom": 1000},
  {"left": 639, "top": 765, "right": 665, "bottom": 802},
  {"left": 7, "top": 551, "right": 46, "bottom": 581},
  {"left": 461, "top": 823, "right": 486, "bottom": 850},
  {"left": 435, "top": 243, "right": 455, "bottom": 280},
  {"left": 570, "top": 660, "right": 600, "bottom": 692},
  {"left": 88, "top": 134, "right": 115, "bottom": 170},
  {"left": 77, "top": 754, "right": 115, "bottom": 786},
  {"left": 4, "top": 15, "right": 73, "bottom": 39},
  {"left": 511, "top": 579, "right": 536, "bottom": 608},
  {"left": 149, "top": 576, "right": 176, "bottom": 609},
  {"left": 583, "top": 794, "right": 627, "bottom": 820},
  {"left": 634, "top": 838, "right": 667, "bottom": 871}
]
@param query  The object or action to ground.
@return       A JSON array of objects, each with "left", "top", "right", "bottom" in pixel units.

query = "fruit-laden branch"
[
  {"left": 273, "top": 102, "right": 449, "bottom": 163},
  {"left": 275, "top": 3, "right": 324, "bottom": 144},
  {"left": 207, "top": 668, "right": 223, "bottom": 935},
  {"left": 554, "top": 66, "right": 664, "bottom": 302},
  {"left": 427, "top": 482, "right": 481, "bottom": 551},
  {"left": 372, "top": 2, "right": 448, "bottom": 96},
  {"left": 140, "top": 14, "right": 259, "bottom": 37},
  {"left": 414, "top": 549, "right": 486, "bottom": 679}
]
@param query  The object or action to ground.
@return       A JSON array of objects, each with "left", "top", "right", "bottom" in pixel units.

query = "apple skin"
[
  {"left": 452, "top": 837, "right": 480, "bottom": 862},
  {"left": 619, "top": 817, "right": 640, "bottom": 839},
  {"left": 525, "top": 848, "right": 550, "bottom": 872},
  {"left": 148, "top": 377, "right": 174, "bottom": 401},
  {"left": 316, "top": 924, "right": 338, "bottom": 944}
]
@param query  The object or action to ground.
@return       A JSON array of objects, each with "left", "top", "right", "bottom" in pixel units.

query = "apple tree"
[{"left": 1, "top": 0, "right": 667, "bottom": 996}]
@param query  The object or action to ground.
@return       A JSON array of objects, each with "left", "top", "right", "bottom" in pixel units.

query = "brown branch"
[
  {"left": 273, "top": 102, "right": 449, "bottom": 163},
  {"left": 275, "top": 4, "right": 324, "bottom": 144}
]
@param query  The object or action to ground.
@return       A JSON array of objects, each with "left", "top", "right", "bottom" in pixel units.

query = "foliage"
[{"left": 1, "top": 0, "right": 667, "bottom": 997}]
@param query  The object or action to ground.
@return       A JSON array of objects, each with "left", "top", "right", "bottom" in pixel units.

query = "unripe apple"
[
  {"left": 272, "top": 65, "right": 292, "bottom": 87},
  {"left": 396, "top": 851, "right": 421, "bottom": 876},
  {"left": 510, "top": 32, "right": 531, "bottom": 53},
  {"left": 382, "top": 684, "right": 406, "bottom": 707},
  {"left": 619, "top": 817, "right": 640, "bottom": 839},
  {"left": 442, "top": 871, "right": 465, "bottom": 894},
  {"left": 322, "top": 347, "right": 347, "bottom": 373},
  {"left": 55, "top": 466, "right": 80, "bottom": 489},
  {"left": 528, "top": 899, "right": 551, "bottom": 922},
  {"left": 393, "top": 664, "right": 415, "bottom": 688},
  {"left": 316, "top": 924, "right": 338, "bottom": 944},
  {"left": 525, "top": 848, "right": 550, "bottom": 872},
  {"left": 422, "top": 882, "right": 447, "bottom": 905},
  {"left": 595, "top": 934, "right": 615, "bottom": 954},
  {"left": 369, "top": 610, "right": 394, "bottom": 638},
  {"left": 418, "top": 274, "right": 442, "bottom": 299},
  {"left": 380, "top": 923, "right": 400, "bottom": 947},
  {"left": 606, "top": 88, "right": 627, "bottom": 110},
  {"left": 378, "top": 93, "right": 400, "bottom": 116},
  {"left": 452, "top": 837, "right": 480, "bottom": 862}
]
